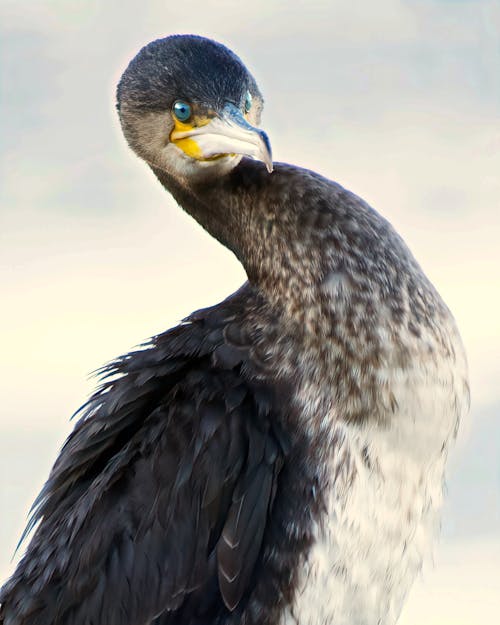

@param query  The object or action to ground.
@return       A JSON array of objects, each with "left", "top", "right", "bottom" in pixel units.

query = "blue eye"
[
  {"left": 244, "top": 91, "right": 252, "bottom": 114},
  {"left": 173, "top": 100, "right": 192, "bottom": 122}
]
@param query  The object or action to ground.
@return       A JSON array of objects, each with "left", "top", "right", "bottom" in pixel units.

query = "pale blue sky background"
[{"left": 1, "top": 1, "right": 499, "bottom": 623}]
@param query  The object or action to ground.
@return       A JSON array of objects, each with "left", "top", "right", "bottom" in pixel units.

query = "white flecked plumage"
[{"left": 291, "top": 332, "right": 468, "bottom": 625}]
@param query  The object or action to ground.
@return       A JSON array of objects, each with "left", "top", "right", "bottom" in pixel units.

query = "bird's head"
[{"left": 117, "top": 35, "right": 272, "bottom": 184}]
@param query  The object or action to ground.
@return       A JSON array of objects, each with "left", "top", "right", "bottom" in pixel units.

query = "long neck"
[
  {"left": 151, "top": 164, "right": 251, "bottom": 261},
  {"left": 151, "top": 161, "right": 461, "bottom": 429},
  {"left": 151, "top": 159, "right": 450, "bottom": 346},
  {"left": 151, "top": 161, "right": 325, "bottom": 312}
]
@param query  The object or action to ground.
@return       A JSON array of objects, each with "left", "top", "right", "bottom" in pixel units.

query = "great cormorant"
[{"left": 0, "top": 35, "right": 469, "bottom": 625}]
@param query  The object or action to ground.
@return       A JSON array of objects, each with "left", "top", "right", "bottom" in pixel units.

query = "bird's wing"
[{"left": 0, "top": 287, "right": 291, "bottom": 625}]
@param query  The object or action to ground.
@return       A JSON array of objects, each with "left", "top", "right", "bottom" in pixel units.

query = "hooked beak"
[{"left": 170, "top": 103, "right": 273, "bottom": 173}]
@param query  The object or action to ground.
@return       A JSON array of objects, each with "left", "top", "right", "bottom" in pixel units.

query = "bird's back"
[{"left": 0, "top": 285, "right": 325, "bottom": 625}]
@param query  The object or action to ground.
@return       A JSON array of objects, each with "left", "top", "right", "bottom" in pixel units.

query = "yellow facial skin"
[
  {"left": 170, "top": 115, "right": 211, "bottom": 160},
  {"left": 168, "top": 101, "right": 273, "bottom": 172}
]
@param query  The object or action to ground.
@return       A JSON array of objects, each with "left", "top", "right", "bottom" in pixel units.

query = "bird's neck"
[
  {"left": 152, "top": 161, "right": 322, "bottom": 316},
  {"left": 152, "top": 164, "right": 251, "bottom": 260}
]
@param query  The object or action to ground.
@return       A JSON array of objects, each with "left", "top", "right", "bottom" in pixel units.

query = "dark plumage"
[{"left": 0, "top": 35, "right": 468, "bottom": 625}]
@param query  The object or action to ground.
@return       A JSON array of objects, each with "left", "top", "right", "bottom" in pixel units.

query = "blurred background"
[{"left": 1, "top": 1, "right": 499, "bottom": 623}]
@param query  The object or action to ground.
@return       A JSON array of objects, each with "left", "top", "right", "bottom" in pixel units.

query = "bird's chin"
[{"left": 158, "top": 143, "right": 243, "bottom": 183}]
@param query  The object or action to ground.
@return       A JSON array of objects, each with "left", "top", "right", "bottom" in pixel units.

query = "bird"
[{"left": 0, "top": 34, "right": 469, "bottom": 625}]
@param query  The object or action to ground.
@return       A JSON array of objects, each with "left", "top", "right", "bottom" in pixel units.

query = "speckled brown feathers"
[{"left": 156, "top": 159, "right": 460, "bottom": 428}]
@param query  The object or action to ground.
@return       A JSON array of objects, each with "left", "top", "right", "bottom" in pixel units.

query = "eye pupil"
[
  {"left": 244, "top": 91, "right": 252, "bottom": 113},
  {"left": 173, "top": 100, "right": 192, "bottom": 122}
]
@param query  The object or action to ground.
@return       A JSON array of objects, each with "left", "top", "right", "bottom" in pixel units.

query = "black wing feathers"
[{"left": 0, "top": 291, "right": 289, "bottom": 625}]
